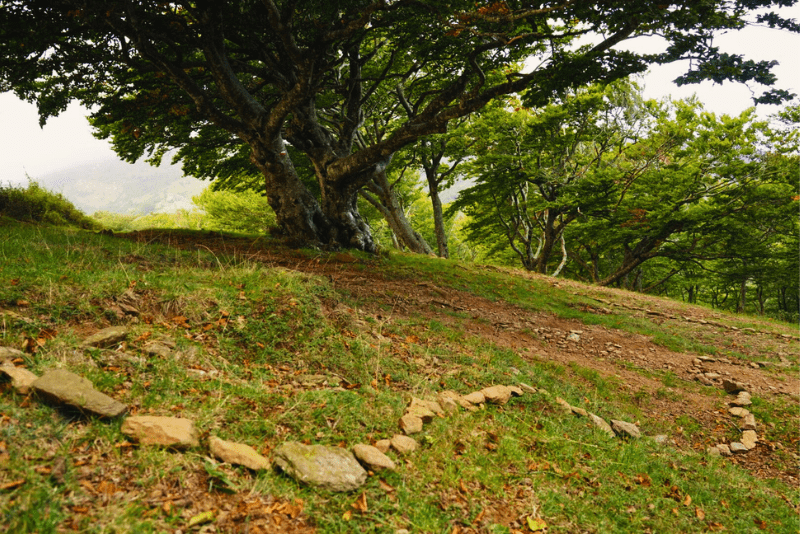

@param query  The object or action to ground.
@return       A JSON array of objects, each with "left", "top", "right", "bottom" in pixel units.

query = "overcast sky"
[{"left": 1, "top": 6, "right": 798, "bottom": 187}]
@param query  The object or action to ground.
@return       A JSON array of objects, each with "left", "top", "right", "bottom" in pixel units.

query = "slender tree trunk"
[
  {"left": 360, "top": 163, "right": 433, "bottom": 255},
  {"left": 737, "top": 277, "right": 747, "bottom": 313},
  {"left": 427, "top": 178, "right": 450, "bottom": 258}
]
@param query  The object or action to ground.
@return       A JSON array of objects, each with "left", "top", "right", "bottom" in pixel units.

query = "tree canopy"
[{"left": 1, "top": 0, "right": 797, "bottom": 250}]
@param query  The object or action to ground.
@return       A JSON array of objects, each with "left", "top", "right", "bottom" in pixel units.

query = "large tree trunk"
[{"left": 321, "top": 177, "right": 376, "bottom": 252}]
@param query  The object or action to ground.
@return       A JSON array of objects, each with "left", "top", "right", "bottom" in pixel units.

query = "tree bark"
[{"left": 360, "top": 162, "right": 433, "bottom": 255}]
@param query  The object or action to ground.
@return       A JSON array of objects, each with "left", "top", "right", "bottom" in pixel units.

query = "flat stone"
[
  {"left": 707, "top": 446, "right": 721, "bottom": 456},
  {"left": 436, "top": 393, "right": 460, "bottom": 414},
  {"left": 121, "top": 416, "right": 199, "bottom": 448},
  {"left": 0, "top": 363, "right": 39, "bottom": 394},
  {"left": 481, "top": 385, "right": 512, "bottom": 405},
  {"left": 81, "top": 326, "right": 129, "bottom": 349},
  {"left": 722, "top": 379, "right": 746, "bottom": 394},
  {"left": 570, "top": 406, "right": 588, "bottom": 417},
  {"left": 566, "top": 333, "right": 581, "bottom": 342},
  {"left": 389, "top": 434, "right": 418, "bottom": 454},
  {"left": 742, "top": 413, "right": 757, "bottom": 431},
  {"left": 461, "top": 391, "right": 486, "bottom": 405},
  {"left": 588, "top": 413, "right": 615, "bottom": 437},
  {"left": 273, "top": 442, "right": 366, "bottom": 492},
  {"left": 703, "top": 372, "right": 721, "bottom": 380},
  {"left": 730, "top": 442, "right": 748, "bottom": 454},
  {"left": 508, "top": 385, "right": 524, "bottom": 397},
  {"left": 717, "top": 443, "right": 732, "bottom": 457},
  {"left": 728, "top": 407, "right": 750, "bottom": 417},
  {"left": 32, "top": 369, "right": 127, "bottom": 418},
  {"left": 405, "top": 398, "right": 436, "bottom": 422},
  {"left": 374, "top": 439, "right": 391, "bottom": 453},
  {"left": 209, "top": 436, "right": 270, "bottom": 471},
  {"left": 518, "top": 382, "right": 537, "bottom": 394},
  {"left": 730, "top": 393, "right": 752, "bottom": 407},
  {"left": 144, "top": 341, "right": 173, "bottom": 358},
  {"left": 399, "top": 414, "right": 424, "bottom": 435},
  {"left": 353, "top": 443, "right": 396, "bottom": 472},
  {"left": 741, "top": 430, "right": 757, "bottom": 450},
  {"left": 416, "top": 398, "right": 445, "bottom": 416},
  {"left": 610, "top": 419, "right": 641, "bottom": 439},
  {"left": 0, "top": 346, "right": 26, "bottom": 362},
  {"left": 555, "top": 397, "right": 573, "bottom": 413}
]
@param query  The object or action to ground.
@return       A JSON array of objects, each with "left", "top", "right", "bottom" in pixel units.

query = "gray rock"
[
  {"left": 81, "top": 326, "right": 129, "bottom": 349},
  {"left": 518, "top": 382, "right": 537, "bottom": 394},
  {"left": 610, "top": 419, "right": 641, "bottom": 439},
  {"left": 566, "top": 333, "right": 581, "bottom": 342},
  {"left": 0, "top": 363, "right": 39, "bottom": 394},
  {"left": 389, "top": 434, "right": 418, "bottom": 454},
  {"left": 588, "top": 413, "right": 615, "bottom": 438},
  {"left": 273, "top": 442, "right": 366, "bottom": 492},
  {"left": 730, "top": 442, "right": 748, "bottom": 454},
  {"left": 209, "top": 436, "right": 270, "bottom": 470},
  {"left": 707, "top": 446, "right": 721, "bottom": 456},
  {"left": 352, "top": 443, "right": 396, "bottom": 472},
  {"left": 121, "top": 416, "right": 199, "bottom": 449},
  {"left": 722, "top": 379, "right": 746, "bottom": 394},
  {"left": 481, "top": 385, "right": 512, "bottom": 405},
  {"left": 32, "top": 369, "right": 127, "bottom": 418}
]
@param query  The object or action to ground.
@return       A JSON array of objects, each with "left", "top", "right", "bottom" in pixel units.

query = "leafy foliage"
[{"left": 0, "top": 180, "right": 97, "bottom": 229}]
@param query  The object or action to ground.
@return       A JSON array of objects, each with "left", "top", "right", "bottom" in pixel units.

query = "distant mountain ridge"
[{"left": 32, "top": 158, "right": 208, "bottom": 215}]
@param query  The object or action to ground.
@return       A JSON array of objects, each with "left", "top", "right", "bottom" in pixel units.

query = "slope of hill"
[
  {"left": 31, "top": 158, "right": 208, "bottom": 215},
  {"left": 0, "top": 221, "right": 797, "bottom": 533}
]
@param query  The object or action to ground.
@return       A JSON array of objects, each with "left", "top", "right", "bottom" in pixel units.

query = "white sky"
[{"left": 1, "top": 6, "right": 798, "bottom": 187}]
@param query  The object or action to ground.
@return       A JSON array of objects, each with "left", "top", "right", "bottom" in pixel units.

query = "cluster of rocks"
[
  {"left": 2, "top": 326, "right": 655, "bottom": 497},
  {"left": 707, "top": 380, "right": 759, "bottom": 457},
  {"left": 553, "top": 395, "right": 642, "bottom": 439}
]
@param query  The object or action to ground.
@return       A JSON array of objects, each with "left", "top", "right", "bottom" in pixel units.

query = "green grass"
[{"left": 0, "top": 222, "right": 797, "bottom": 533}]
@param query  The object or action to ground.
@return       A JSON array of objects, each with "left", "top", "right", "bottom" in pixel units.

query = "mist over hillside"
[{"left": 30, "top": 158, "right": 208, "bottom": 215}]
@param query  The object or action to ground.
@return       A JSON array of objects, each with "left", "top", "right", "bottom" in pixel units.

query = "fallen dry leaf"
[
  {"left": 695, "top": 507, "right": 705, "bottom": 520},
  {"left": 351, "top": 491, "right": 368, "bottom": 513},
  {"left": 0, "top": 479, "right": 25, "bottom": 491}
]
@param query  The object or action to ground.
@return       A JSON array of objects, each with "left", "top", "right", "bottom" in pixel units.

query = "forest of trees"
[{"left": 1, "top": 1, "right": 797, "bottom": 322}]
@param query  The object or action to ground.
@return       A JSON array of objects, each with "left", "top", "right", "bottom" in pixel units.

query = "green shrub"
[
  {"left": 0, "top": 179, "right": 97, "bottom": 229},
  {"left": 192, "top": 187, "right": 275, "bottom": 234}
]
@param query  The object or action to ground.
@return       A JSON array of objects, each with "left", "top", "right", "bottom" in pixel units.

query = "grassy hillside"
[{"left": 0, "top": 216, "right": 797, "bottom": 533}]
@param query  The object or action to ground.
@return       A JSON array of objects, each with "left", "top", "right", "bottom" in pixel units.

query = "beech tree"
[{"left": 1, "top": 1, "right": 796, "bottom": 251}]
